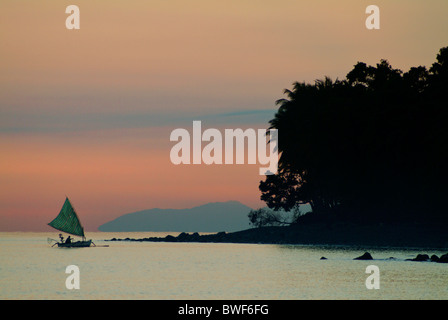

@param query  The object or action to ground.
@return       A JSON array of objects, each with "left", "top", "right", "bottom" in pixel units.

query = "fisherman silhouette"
[{"left": 65, "top": 236, "right": 72, "bottom": 244}]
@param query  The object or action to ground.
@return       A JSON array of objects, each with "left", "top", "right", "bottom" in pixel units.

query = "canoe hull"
[{"left": 57, "top": 240, "right": 92, "bottom": 248}]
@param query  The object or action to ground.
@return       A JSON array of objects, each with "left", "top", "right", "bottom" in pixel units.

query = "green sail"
[{"left": 48, "top": 197, "right": 85, "bottom": 237}]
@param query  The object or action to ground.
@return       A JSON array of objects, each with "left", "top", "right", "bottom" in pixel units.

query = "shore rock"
[
  {"left": 410, "top": 254, "right": 430, "bottom": 262},
  {"left": 438, "top": 253, "right": 448, "bottom": 263},
  {"left": 164, "top": 235, "right": 177, "bottom": 242},
  {"left": 354, "top": 252, "right": 373, "bottom": 260},
  {"left": 430, "top": 255, "right": 440, "bottom": 262}
]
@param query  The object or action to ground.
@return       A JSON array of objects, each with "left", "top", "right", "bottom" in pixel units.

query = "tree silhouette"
[{"left": 260, "top": 46, "right": 448, "bottom": 225}]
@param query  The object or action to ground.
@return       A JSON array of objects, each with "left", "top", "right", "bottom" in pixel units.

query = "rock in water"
[
  {"left": 354, "top": 252, "right": 373, "bottom": 260},
  {"left": 438, "top": 253, "right": 448, "bottom": 263},
  {"left": 430, "top": 255, "right": 440, "bottom": 262},
  {"left": 412, "top": 254, "right": 430, "bottom": 261}
]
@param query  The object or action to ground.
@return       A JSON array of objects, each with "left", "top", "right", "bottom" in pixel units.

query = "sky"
[{"left": 1, "top": 0, "right": 447, "bottom": 231}]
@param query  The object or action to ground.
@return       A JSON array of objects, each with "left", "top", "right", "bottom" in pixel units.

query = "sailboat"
[{"left": 48, "top": 197, "right": 93, "bottom": 248}]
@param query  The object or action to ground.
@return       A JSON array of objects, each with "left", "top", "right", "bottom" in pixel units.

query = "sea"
[{"left": 1, "top": 232, "right": 447, "bottom": 300}]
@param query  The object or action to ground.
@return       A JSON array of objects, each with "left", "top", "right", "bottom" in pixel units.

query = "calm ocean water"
[{"left": 1, "top": 232, "right": 447, "bottom": 300}]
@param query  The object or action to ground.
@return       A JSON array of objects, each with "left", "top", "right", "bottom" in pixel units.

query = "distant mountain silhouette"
[{"left": 98, "top": 201, "right": 253, "bottom": 232}]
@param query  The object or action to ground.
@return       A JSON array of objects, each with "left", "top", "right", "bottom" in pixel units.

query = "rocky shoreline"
[
  {"left": 105, "top": 222, "right": 448, "bottom": 251},
  {"left": 350, "top": 251, "right": 448, "bottom": 263}
]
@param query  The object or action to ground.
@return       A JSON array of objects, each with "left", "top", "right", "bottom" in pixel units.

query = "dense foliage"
[{"left": 260, "top": 46, "right": 448, "bottom": 225}]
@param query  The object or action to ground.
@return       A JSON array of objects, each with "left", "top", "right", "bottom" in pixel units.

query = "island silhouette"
[{"left": 99, "top": 201, "right": 253, "bottom": 232}]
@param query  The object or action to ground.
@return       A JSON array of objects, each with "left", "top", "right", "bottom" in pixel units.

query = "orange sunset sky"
[{"left": 1, "top": 1, "right": 447, "bottom": 231}]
